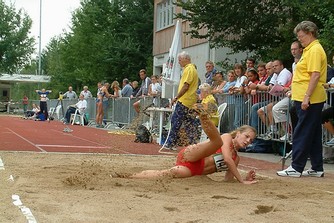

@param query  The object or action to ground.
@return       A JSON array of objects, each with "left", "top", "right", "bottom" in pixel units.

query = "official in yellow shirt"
[
  {"left": 160, "top": 51, "right": 199, "bottom": 154},
  {"left": 277, "top": 21, "right": 326, "bottom": 178}
]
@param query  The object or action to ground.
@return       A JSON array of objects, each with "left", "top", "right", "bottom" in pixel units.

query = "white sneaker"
[
  {"left": 263, "top": 131, "right": 273, "bottom": 140},
  {"left": 325, "top": 138, "right": 334, "bottom": 146},
  {"left": 276, "top": 166, "right": 301, "bottom": 177},
  {"left": 279, "top": 133, "right": 291, "bottom": 141},
  {"left": 158, "top": 146, "right": 178, "bottom": 154},
  {"left": 302, "top": 169, "right": 324, "bottom": 177}
]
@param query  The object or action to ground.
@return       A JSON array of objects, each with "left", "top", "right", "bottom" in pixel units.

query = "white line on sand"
[
  {"left": 239, "top": 164, "right": 259, "bottom": 170},
  {"left": 0, "top": 157, "right": 4, "bottom": 170},
  {"left": 6, "top": 128, "right": 46, "bottom": 152},
  {"left": 312, "top": 188, "right": 334, "bottom": 195},
  {"left": 12, "top": 194, "right": 37, "bottom": 223}
]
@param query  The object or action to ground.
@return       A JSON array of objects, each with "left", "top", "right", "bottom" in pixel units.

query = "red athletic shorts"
[{"left": 175, "top": 148, "right": 205, "bottom": 176}]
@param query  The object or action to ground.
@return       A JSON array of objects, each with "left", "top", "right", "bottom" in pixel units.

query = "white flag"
[{"left": 164, "top": 20, "right": 182, "bottom": 85}]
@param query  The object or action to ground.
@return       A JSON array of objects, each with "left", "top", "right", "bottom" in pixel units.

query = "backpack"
[
  {"left": 244, "top": 138, "right": 273, "bottom": 153},
  {"left": 36, "top": 113, "right": 46, "bottom": 121},
  {"left": 134, "top": 125, "right": 152, "bottom": 143},
  {"left": 83, "top": 114, "right": 89, "bottom": 125}
]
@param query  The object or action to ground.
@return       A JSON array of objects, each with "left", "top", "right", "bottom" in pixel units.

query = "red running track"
[
  {"left": 0, "top": 115, "right": 296, "bottom": 176},
  {"left": 0, "top": 116, "right": 161, "bottom": 155}
]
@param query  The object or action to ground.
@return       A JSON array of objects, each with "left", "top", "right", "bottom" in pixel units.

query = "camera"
[{"left": 58, "top": 91, "right": 64, "bottom": 100}]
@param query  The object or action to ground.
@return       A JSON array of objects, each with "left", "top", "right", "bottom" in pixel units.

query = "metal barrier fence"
[
  {"left": 215, "top": 90, "right": 334, "bottom": 159},
  {"left": 25, "top": 96, "right": 168, "bottom": 128},
  {"left": 215, "top": 91, "right": 297, "bottom": 141}
]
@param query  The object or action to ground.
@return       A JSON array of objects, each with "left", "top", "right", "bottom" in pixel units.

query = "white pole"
[{"left": 38, "top": 0, "right": 42, "bottom": 75}]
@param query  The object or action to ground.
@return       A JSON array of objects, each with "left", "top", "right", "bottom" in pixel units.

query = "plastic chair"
[
  {"left": 55, "top": 105, "right": 62, "bottom": 120},
  {"left": 49, "top": 107, "right": 55, "bottom": 114},
  {"left": 200, "top": 103, "right": 227, "bottom": 142},
  {"left": 70, "top": 109, "right": 85, "bottom": 126},
  {"left": 217, "top": 103, "right": 227, "bottom": 133}
]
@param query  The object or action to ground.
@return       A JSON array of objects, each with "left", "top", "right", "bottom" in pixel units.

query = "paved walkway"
[{"left": 239, "top": 151, "right": 334, "bottom": 175}]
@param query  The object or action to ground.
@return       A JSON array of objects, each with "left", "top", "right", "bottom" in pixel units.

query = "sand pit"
[{"left": 1, "top": 152, "right": 334, "bottom": 223}]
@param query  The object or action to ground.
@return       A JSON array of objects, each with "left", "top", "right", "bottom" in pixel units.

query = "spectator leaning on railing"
[
  {"left": 204, "top": 61, "right": 217, "bottom": 86},
  {"left": 257, "top": 60, "right": 292, "bottom": 138},
  {"left": 248, "top": 62, "right": 273, "bottom": 132},
  {"left": 80, "top": 86, "right": 92, "bottom": 99},
  {"left": 121, "top": 78, "right": 133, "bottom": 97},
  {"left": 229, "top": 63, "right": 247, "bottom": 129},
  {"left": 211, "top": 71, "right": 227, "bottom": 95},
  {"left": 133, "top": 69, "right": 151, "bottom": 114}
]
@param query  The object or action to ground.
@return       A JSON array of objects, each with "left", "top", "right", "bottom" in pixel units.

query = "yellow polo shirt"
[
  {"left": 291, "top": 40, "right": 327, "bottom": 103},
  {"left": 178, "top": 63, "right": 199, "bottom": 108}
]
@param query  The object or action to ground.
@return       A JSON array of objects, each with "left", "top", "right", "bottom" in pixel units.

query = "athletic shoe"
[
  {"left": 325, "top": 138, "right": 334, "bottom": 146},
  {"left": 263, "top": 131, "right": 273, "bottom": 140},
  {"left": 323, "top": 158, "right": 334, "bottom": 164},
  {"left": 279, "top": 133, "right": 291, "bottom": 141},
  {"left": 158, "top": 146, "right": 178, "bottom": 154},
  {"left": 63, "top": 127, "right": 73, "bottom": 133},
  {"left": 276, "top": 165, "right": 301, "bottom": 177},
  {"left": 302, "top": 169, "right": 324, "bottom": 177}
]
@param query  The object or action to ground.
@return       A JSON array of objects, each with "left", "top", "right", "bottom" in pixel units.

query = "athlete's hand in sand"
[{"left": 245, "top": 169, "right": 256, "bottom": 181}]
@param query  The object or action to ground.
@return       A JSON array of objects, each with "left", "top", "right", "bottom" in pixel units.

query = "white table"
[
  {"left": 147, "top": 107, "right": 173, "bottom": 145},
  {"left": 3, "top": 101, "right": 17, "bottom": 113}
]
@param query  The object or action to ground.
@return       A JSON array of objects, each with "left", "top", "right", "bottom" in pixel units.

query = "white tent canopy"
[{"left": 0, "top": 74, "right": 50, "bottom": 83}]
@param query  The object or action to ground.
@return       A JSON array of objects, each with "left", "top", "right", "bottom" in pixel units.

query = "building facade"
[{"left": 153, "top": 0, "right": 248, "bottom": 84}]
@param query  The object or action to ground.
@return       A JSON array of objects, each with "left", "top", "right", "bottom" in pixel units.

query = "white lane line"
[
  {"left": 0, "top": 157, "right": 4, "bottom": 170},
  {"left": 12, "top": 194, "right": 37, "bottom": 223},
  {"left": 239, "top": 164, "right": 259, "bottom": 170},
  {"left": 6, "top": 128, "right": 46, "bottom": 152},
  {"left": 51, "top": 129, "right": 111, "bottom": 147},
  {"left": 0, "top": 150, "right": 165, "bottom": 157},
  {"left": 312, "top": 188, "right": 334, "bottom": 195},
  {"left": 36, "top": 144, "right": 109, "bottom": 149},
  {"left": 50, "top": 129, "right": 131, "bottom": 153}
]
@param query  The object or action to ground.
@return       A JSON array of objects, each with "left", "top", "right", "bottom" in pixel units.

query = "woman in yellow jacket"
[{"left": 198, "top": 83, "right": 219, "bottom": 126}]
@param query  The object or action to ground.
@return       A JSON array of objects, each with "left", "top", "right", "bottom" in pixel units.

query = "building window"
[
  {"left": 157, "top": 0, "right": 174, "bottom": 30},
  {"left": 181, "top": 0, "right": 187, "bottom": 16}
]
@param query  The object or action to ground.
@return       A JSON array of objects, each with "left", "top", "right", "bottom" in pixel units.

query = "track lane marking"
[
  {"left": 6, "top": 128, "right": 46, "bottom": 152},
  {"left": 36, "top": 144, "right": 109, "bottom": 149},
  {"left": 51, "top": 129, "right": 115, "bottom": 146}
]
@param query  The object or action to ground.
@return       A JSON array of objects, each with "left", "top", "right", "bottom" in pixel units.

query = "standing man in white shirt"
[{"left": 80, "top": 86, "right": 92, "bottom": 99}]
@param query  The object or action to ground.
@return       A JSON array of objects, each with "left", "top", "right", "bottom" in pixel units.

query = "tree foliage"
[
  {"left": 176, "top": 0, "right": 334, "bottom": 65},
  {"left": 42, "top": 0, "right": 153, "bottom": 94},
  {"left": 0, "top": 1, "right": 35, "bottom": 74}
]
